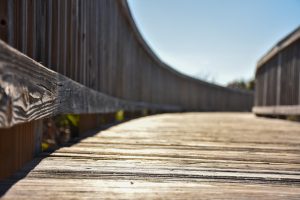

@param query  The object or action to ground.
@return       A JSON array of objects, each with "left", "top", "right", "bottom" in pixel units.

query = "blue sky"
[{"left": 127, "top": 0, "right": 300, "bottom": 85}]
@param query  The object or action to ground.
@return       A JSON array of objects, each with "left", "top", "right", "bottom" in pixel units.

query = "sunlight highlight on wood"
[{"left": 1, "top": 113, "right": 300, "bottom": 199}]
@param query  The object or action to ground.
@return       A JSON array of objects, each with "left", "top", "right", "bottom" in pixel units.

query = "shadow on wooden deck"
[{"left": 1, "top": 113, "right": 300, "bottom": 199}]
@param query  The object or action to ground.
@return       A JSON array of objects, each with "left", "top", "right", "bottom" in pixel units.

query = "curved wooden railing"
[
  {"left": 0, "top": 0, "right": 253, "bottom": 179},
  {"left": 0, "top": 0, "right": 253, "bottom": 127},
  {"left": 253, "top": 26, "right": 300, "bottom": 115}
]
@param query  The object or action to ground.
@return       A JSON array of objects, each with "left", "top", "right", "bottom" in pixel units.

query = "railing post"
[
  {"left": 0, "top": 0, "right": 8, "bottom": 42},
  {"left": 34, "top": 119, "right": 43, "bottom": 156},
  {"left": 299, "top": 56, "right": 300, "bottom": 105},
  {"left": 276, "top": 52, "right": 282, "bottom": 106},
  {"left": 263, "top": 70, "right": 268, "bottom": 106},
  {"left": 0, "top": 120, "right": 42, "bottom": 180}
]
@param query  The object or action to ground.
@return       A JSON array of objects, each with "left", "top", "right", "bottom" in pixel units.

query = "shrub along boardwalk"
[{"left": 1, "top": 113, "right": 300, "bottom": 199}]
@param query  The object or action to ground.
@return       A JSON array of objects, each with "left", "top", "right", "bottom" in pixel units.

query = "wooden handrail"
[
  {"left": 0, "top": 0, "right": 253, "bottom": 120},
  {"left": 254, "top": 26, "right": 300, "bottom": 115},
  {"left": 256, "top": 26, "right": 300, "bottom": 69},
  {"left": 0, "top": 40, "right": 179, "bottom": 128}
]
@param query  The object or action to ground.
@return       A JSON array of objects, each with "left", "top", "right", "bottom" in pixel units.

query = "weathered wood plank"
[
  {"left": 253, "top": 105, "right": 300, "bottom": 115},
  {"left": 0, "top": 120, "right": 42, "bottom": 180},
  {"left": 1, "top": 113, "right": 300, "bottom": 199},
  {"left": 0, "top": 40, "right": 179, "bottom": 128}
]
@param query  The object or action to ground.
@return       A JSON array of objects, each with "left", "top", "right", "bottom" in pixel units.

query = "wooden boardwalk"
[{"left": 1, "top": 113, "right": 300, "bottom": 199}]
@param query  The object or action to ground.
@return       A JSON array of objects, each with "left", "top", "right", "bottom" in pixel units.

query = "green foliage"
[
  {"left": 55, "top": 114, "right": 80, "bottom": 127},
  {"left": 52, "top": 114, "right": 80, "bottom": 142},
  {"left": 226, "top": 78, "right": 255, "bottom": 91},
  {"left": 115, "top": 110, "right": 124, "bottom": 121},
  {"left": 66, "top": 114, "right": 80, "bottom": 127},
  {"left": 142, "top": 109, "right": 148, "bottom": 116},
  {"left": 41, "top": 142, "right": 49, "bottom": 151},
  {"left": 247, "top": 79, "right": 255, "bottom": 91}
]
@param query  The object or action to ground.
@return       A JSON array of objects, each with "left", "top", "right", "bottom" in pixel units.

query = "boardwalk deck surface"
[{"left": 1, "top": 113, "right": 300, "bottom": 199}]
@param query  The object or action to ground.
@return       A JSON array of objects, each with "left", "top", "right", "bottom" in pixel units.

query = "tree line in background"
[
  {"left": 194, "top": 71, "right": 255, "bottom": 91},
  {"left": 226, "top": 78, "right": 255, "bottom": 91}
]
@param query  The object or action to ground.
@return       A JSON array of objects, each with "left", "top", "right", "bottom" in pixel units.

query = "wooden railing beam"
[{"left": 0, "top": 40, "right": 179, "bottom": 128}]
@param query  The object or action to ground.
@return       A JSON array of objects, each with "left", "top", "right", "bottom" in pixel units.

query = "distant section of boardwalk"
[{"left": 1, "top": 113, "right": 300, "bottom": 199}]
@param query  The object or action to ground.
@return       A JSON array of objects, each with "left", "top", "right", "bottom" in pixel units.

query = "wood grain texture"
[
  {"left": 0, "top": 120, "right": 42, "bottom": 180},
  {"left": 0, "top": 0, "right": 253, "bottom": 113},
  {"left": 0, "top": 40, "right": 179, "bottom": 128},
  {"left": 1, "top": 113, "right": 300, "bottom": 199}
]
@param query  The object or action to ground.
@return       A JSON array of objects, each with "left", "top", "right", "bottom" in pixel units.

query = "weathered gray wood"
[
  {"left": 1, "top": 113, "right": 300, "bottom": 199},
  {"left": 253, "top": 105, "right": 300, "bottom": 115},
  {"left": 0, "top": 40, "right": 179, "bottom": 128},
  {"left": 0, "top": 0, "right": 254, "bottom": 128},
  {"left": 255, "top": 26, "right": 300, "bottom": 116},
  {"left": 276, "top": 53, "right": 282, "bottom": 105},
  {"left": 0, "top": 0, "right": 253, "bottom": 114},
  {"left": 257, "top": 26, "right": 300, "bottom": 68}
]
